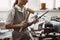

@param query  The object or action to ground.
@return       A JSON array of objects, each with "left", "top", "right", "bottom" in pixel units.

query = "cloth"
[
  {"left": 6, "top": 5, "right": 30, "bottom": 40},
  {"left": 12, "top": 30, "right": 30, "bottom": 40},
  {"left": 12, "top": 6, "right": 30, "bottom": 40},
  {"left": 13, "top": 7, "right": 27, "bottom": 31}
]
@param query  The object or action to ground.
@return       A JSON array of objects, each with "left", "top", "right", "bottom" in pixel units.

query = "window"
[
  {"left": 25, "top": 0, "right": 55, "bottom": 10},
  {"left": 25, "top": 0, "right": 40, "bottom": 10},
  {"left": 0, "top": 0, "right": 15, "bottom": 11},
  {"left": 0, "top": 0, "right": 60, "bottom": 11},
  {"left": 56, "top": 0, "right": 60, "bottom": 8},
  {"left": 40, "top": 0, "right": 60, "bottom": 10},
  {"left": 40, "top": 0, "right": 54, "bottom": 9},
  {"left": 26, "top": 0, "right": 60, "bottom": 10}
]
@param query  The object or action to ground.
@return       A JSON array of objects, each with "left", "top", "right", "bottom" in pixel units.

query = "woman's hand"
[
  {"left": 32, "top": 19, "right": 38, "bottom": 24},
  {"left": 19, "top": 20, "right": 28, "bottom": 32},
  {"left": 20, "top": 19, "right": 28, "bottom": 27}
]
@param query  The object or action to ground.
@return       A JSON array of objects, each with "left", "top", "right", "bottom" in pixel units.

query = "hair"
[{"left": 13, "top": 0, "right": 18, "bottom": 7}]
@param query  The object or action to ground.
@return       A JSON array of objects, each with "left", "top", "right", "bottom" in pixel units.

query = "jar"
[{"left": 41, "top": 3, "right": 46, "bottom": 10}]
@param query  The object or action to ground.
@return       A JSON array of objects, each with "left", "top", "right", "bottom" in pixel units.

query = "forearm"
[{"left": 6, "top": 24, "right": 22, "bottom": 29}]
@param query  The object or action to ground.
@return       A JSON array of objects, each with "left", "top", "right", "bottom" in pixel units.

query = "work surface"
[{"left": 0, "top": 29, "right": 12, "bottom": 39}]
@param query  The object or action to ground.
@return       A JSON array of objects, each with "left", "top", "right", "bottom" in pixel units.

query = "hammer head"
[{"left": 27, "top": 8, "right": 35, "bottom": 14}]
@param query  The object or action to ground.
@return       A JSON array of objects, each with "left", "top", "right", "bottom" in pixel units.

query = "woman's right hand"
[
  {"left": 32, "top": 19, "right": 38, "bottom": 24},
  {"left": 20, "top": 19, "right": 27, "bottom": 27}
]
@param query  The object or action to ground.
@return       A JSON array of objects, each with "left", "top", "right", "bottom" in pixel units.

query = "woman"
[{"left": 6, "top": 0, "right": 37, "bottom": 40}]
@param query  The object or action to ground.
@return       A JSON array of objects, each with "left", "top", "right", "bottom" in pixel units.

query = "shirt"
[{"left": 6, "top": 5, "right": 27, "bottom": 24}]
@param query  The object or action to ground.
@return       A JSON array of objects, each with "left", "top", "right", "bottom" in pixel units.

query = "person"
[{"left": 5, "top": 0, "right": 37, "bottom": 40}]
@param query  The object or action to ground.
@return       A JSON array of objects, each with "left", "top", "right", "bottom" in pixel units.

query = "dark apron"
[
  {"left": 12, "top": 30, "right": 30, "bottom": 40},
  {"left": 12, "top": 7, "right": 30, "bottom": 40}
]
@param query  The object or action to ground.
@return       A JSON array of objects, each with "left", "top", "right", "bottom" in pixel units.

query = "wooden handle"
[{"left": 19, "top": 12, "right": 30, "bottom": 32}]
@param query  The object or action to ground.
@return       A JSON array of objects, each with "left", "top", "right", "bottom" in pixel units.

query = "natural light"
[
  {"left": 0, "top": 0, "right": 60, "bottom": 11},
  {"left": 0, "top": 0, "right": 10, "bottom": 11}
]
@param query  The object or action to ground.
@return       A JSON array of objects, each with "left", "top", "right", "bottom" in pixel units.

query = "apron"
[{"left": 12, "top": 7, "right": 30, "bottom": 40}]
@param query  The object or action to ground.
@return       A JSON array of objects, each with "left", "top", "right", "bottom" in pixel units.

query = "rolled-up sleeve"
[{"left": 6, "top": 8, "right": 15, "bottom": 24}]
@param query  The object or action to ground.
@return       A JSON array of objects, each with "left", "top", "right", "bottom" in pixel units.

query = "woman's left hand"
[{"left": 32, "top": 19, "right": 38, "bottom": 24}]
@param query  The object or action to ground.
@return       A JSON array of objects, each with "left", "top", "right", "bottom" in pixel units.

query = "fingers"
[
  {"left": 20, "top": 21, "right": 28, "bottom": 27},
  {"left": 33, "top": 19, "right": 38, "bottom": 24}
]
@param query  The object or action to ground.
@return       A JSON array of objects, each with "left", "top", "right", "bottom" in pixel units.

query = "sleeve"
[{"left": 5, "top": 8, "right": 15, "bottom": 24}]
